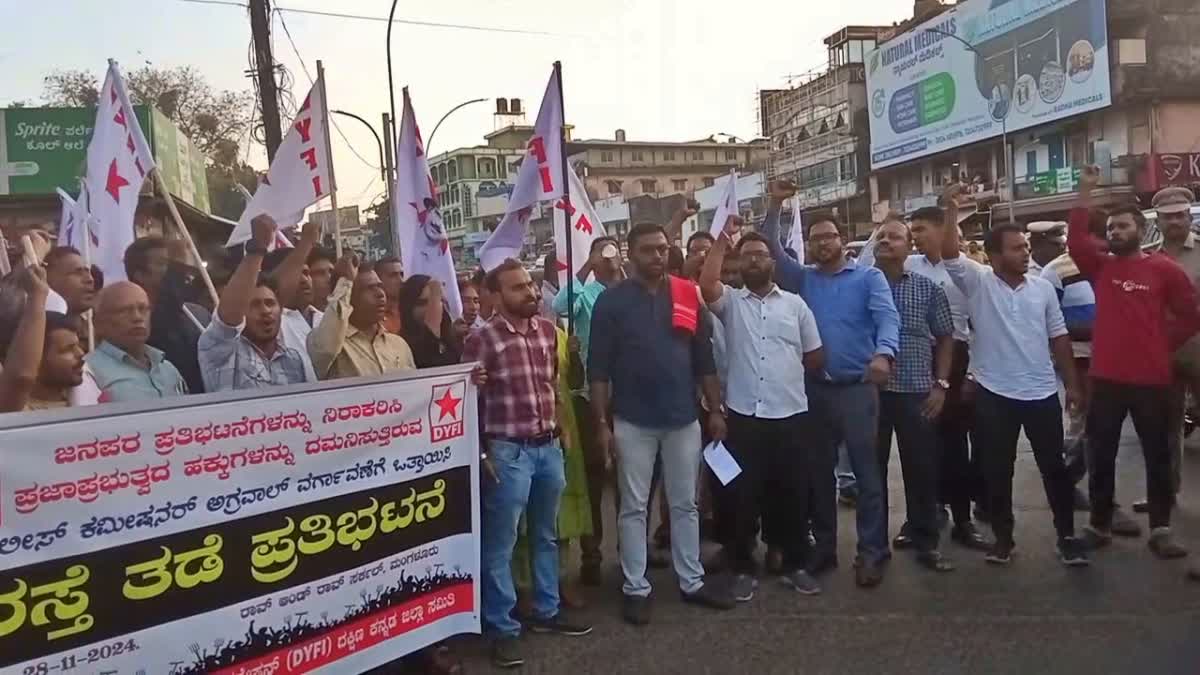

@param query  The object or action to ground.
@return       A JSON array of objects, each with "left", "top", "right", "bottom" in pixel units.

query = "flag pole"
[
  {"left": 78, "top": 180, "right": 96, "bottom": 351},
  {"left": 554, "top": 61, "right": 574, "bottom": 336},
  {"left": 152, "top": 168, "right": 220, "bottom": 307},
  {"left": 316, "top": 60, "right": 343, "bottom": 259}
]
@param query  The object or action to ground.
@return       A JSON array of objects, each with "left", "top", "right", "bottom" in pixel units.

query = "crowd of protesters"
[{"left": 2, "top": 167, "right": 1199, "bottom": 671}]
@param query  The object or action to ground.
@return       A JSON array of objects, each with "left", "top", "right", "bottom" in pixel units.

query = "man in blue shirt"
[
  {"left": 589, "top": 223, "right": 734, "bottom": 624},
  {"left": 761, "top": 180, "right": 900, "bottom": 588}
]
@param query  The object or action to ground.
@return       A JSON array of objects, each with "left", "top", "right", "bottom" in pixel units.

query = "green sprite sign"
[{"left": 0, "top": 105, "right": 210, "bottom": 212}]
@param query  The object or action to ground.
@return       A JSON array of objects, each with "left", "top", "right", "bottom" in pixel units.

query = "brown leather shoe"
[{"left": 855, "top": 560, "right": 884, "bottom": 588}]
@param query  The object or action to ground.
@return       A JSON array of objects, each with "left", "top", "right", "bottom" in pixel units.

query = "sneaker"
[
  {"left": 950, "top": 523, "right": 991, "bottom": 551},
  {"left": 1057, "top": 537, "right": 1091, "bottom": 567},
  {"left": 527, "top": 612, "right": 593, "bottom": 636},
  {"left": 681, "top": 583, "right": 736, "bottom": 610},
  {"left": 780, "top": 569, "right": 822, "bottom": 595},
  {"left": 622, "top": 593, "right": 652, "bottom": 626},
  {"left": 491, "top": 636, "right": 524, "bottom": 669},
  {"left": 892, "top": 525, "right": 915, "bottom": 550},
  {"left": 731, "top": 574, "right": 758, "bottom": 602},
  {"left": 1148, "top": 529, "right": 1189, "bottom": 560},
  {"left": 1080, "top": 525, "right": 1112, "bottom": 550},
  {"left": 984, "top": 541, "right": 1014, "bottom": 565},
  {"left": 1111, "top": 508, "right": 1143, "bottom": 538}
]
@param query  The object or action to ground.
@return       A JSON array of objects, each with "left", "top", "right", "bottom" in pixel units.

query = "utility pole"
[{"left": 249, "top": 0, "right": 283, "bottom": 160}]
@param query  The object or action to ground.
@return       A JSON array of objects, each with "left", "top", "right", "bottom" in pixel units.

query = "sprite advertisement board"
[
  {"left": 0, "top": 105, "right": 210, "bottom": 212},
  {"left": 866, "top": 0, "right": 1112, "bottom": 170}
]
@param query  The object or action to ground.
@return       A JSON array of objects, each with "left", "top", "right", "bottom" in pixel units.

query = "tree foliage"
[{"left": 41, "top": 65, "right": 259, "bottom": 220}]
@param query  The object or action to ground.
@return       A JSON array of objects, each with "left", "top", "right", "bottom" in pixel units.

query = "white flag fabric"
[
  {"left": 57, "top": 187, "right": 92, "bottom": 254},
  {"left": 80, "top": 61, "right": 156, "bottom": 282},
  {"left": 227, "top": 80, "right": 333, "bottom": 247},
  {"left": 552, "top": 168, "right": 607, "bottom": 288},
  {"left": 393, "top": 88, "right": 463, "bottom": 319},
  {"left": 478, "top": 67, "right": 565, "bottom": 271},
  {"left": 708, "top": 169, "right": 738, "bottom": 238},
  {"left": 787, "top": 195, "right": 805, "bottom": 262}
]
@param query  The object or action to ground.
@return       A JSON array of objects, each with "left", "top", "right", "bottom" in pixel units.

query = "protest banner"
[{"left": 0, "top": 364, "right": 481, "bottom": 675}]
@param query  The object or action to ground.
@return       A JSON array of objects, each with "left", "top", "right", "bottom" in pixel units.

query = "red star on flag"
[
  {"left": 104, "top": 159, "right": 129, "bottom": 203},
  {"left": 434, "top": 388, "right": 462, "bottom": 422}
]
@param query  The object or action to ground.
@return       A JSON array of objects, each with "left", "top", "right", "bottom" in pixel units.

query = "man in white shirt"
[
  {"left": 699, "top": 225, "right": 826, "bottom": 598},
  {"left": 262, "top": 220, "right": 323, "bottom": 377},
  {"left": 940, "top": 186, "right": 1087, "bottom": 568}
]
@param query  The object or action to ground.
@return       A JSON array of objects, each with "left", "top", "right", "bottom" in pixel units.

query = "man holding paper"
[{"left": 698, "top": 221, "right": 825, "bottom": 600}]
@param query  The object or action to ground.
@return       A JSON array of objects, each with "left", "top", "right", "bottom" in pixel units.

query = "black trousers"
[
  {"left": 877, "top": 391, "right": 942, "bottom": 552},
  {"left": 973, "top": 386, "right": 1075, "bottom": 545},
  {"left": 938, "top": 340, "right": 982, "bottom": 526},
  {"left": 1087, "top": 378, "right": 1174, "bottom": 530},
  {"left": 723, "top": 411, "right": 815, "bottom": 574}
]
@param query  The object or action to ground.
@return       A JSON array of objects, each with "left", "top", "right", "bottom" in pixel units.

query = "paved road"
[{"left": 450, "top": 425, "right": 1200, "bottom": 674}]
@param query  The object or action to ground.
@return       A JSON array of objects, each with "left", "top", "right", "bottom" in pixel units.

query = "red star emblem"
[
  {"left": 556, "top": 260, "right": 568, "bottom": 272},
  {"left": 434, "top": 388, "right": 462, "bottom": 422},
  {"left": 104, "top": 159, "right": 130, "bottom": 203}
]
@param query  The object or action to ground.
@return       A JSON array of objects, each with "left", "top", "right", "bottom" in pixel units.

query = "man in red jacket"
[{"left": 1068, "top": 166, "right": 1200, "bottom": 560}]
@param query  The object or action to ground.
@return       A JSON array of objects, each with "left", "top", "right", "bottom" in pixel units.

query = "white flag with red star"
[
  {"left": 478, "top": 67, "right": 565, "bottom": 271},
  {"left": 393, "top": 88, "right": 463, "bottom": 318},
  {"left": 552, "top": 168, "right": 606, "bottom": 288},
  {"left": 80, "top": 60, "right": 156, "bottom": 282},
  {"left": 787, "top": 194, "right": 805, "bottom": 262},
  {"left": 227, "top": 78, "right": 333, "bottom": 247}
]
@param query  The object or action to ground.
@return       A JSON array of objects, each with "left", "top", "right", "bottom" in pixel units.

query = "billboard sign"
[
  {"left": 0, "top": 106, "right": 210, "bottom": 212},
  {"left": 867, "top": 0, "right": 1111, "bottom": 169}
]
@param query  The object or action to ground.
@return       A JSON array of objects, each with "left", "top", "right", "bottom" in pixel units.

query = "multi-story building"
[
  {"left": 758, "top": 26, "right": 888, "bottom": 239},
  {"left": 864, "top": 0, "right": 1200, "bottom": 229},
  {"left": 568, "top": 131, "right": 768, "bottom": 202}
]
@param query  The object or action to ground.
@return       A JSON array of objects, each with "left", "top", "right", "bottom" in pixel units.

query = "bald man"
[{"left": 86, "top": 281, "right": 187, "bottom": 402}]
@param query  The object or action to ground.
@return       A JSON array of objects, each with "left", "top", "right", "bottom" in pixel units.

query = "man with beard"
[
  {"left": 872, "top": 219, "right": 956, "bottom": 573},
  {"left": 307, "top": 253, "right": 415, "bottom": 379},
  {"left": 760, "top": 181, "right": 900, "bottom": 588},
  {"left": 1069, "top": 168, "right": 1200, "bottom": 561},
  {"left": 43, "top": 246, "right": 96, "bottom": 329},
  {"left": 198, "top": 215, "right": 314, "bottom": 391},
  {"left": 941, "top": 185, "right": 1087, "bottom": 568},
  {"left": 590, "top": 223, "right": 734, "bottom": 625},
  {"left": 465, "top": 259, "right": 591, "bottom": 669},
  {"left": 0, "top": 266, "right": 85, "bottom": 412},
  {"left": 263, "top": 221, "right": 324, "bottom": 377},
  {"left": 698, "top": 225, "right": 825, "bottom": 599},
  {"left": 376, "top": 255, "right": 406, "bottom": 335}
]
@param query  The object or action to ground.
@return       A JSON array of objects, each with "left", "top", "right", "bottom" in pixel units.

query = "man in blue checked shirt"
[
  {"left": 761, "top": 180, "right": 900, "bottom": 588},
  {"left": 872, "top": 219, "right": 956, "bottom": 574}
]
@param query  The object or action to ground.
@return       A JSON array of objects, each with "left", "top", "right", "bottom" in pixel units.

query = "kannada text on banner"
[{"left": 0, "top": 364, "right": 481, "bottom": 675}]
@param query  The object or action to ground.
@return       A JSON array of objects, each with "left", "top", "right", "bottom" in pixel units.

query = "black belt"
[{"left": 486, "top": 428, "right": 560, "bottom": 446}]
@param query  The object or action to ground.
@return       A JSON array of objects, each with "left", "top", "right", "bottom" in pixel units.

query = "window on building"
[
  {"left": 663, "top": 150, "right": 676, "bottom": 161},
  {"left": 692, "top": 151, "right": 703, "bottom": 161},
  {"left": 703, "top": 177, "right": 715, "bottom": 188},
  {"left": 632, "top": 151, "right": 645, "bottom": 162},
  {"left": 478, "top": 157, "right": 496, "bottom": 178},
  {"left": 498, "top": 158, "right": 507, "bottom": 179},
  {"left": 640, "top": 179, "right": 657, "bottom": 194},
  {"left": 724, "top": 150, "right": 737, "bottom": 161},
  {"left": 447, "top": 160, "right": 457, "bottom": 182},
  {"left": 672, "top": 179, "right": 687, "bottom": 192},
  {"left": 605, "top": 180, "right": 623, "bottom": 195},
  {"left": 600, "top": 151, "right": 614, "bottom": 162}
]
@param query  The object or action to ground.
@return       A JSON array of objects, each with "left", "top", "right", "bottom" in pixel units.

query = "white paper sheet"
[{"left": 703, "top": 441, "right": 742, "bottom": 486}]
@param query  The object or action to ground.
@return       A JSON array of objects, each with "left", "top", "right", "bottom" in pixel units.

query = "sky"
[{"left": 3, "top": 0, "right": 915, "bottom": 216}]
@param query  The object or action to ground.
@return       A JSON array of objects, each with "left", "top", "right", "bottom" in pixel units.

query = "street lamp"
[
  {"left": 426, "top": 98, "right": 489, "bottom": 157},
  {"left": 923, "top": 28, "right": 1017, "bottom": 226},
  {"left": 386, "top": 0, "right": 401, "bottom": 150},
  {"left": 331, "top": 110, "right": 385, "bottom": 183}
]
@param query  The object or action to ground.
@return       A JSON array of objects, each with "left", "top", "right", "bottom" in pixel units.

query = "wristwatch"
[
  {"left": 243, "top": 239, "right": 268, "bottom": 257},
  {"left": 935, "top": 378, "right": 951, "bottom": 390}
]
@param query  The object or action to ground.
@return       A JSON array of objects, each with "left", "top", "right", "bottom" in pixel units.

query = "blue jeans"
[
  {"left": 481, "top": 439, "right": 566, "bottom": 639},
  {"left": 808, "top": 381, "right": 887, "bottom": 564},
  {"left": 835, "top": 443, "right": 856, "bottom": 492}
]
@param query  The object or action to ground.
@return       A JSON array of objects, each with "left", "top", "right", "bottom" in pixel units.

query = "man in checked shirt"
[
  {"left": 872, "top": 219, "right": 956, "bottom": 573},
  {"left": 463, "top": 258, "right": 592, "bottom": 670}
]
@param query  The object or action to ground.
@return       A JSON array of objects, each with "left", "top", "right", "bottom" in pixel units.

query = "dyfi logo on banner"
[
  {"left": 707, "top": 169, "right": 738, "bottom": 238},
  {"left": 394, "top": 88, "right": 464, "bottom": 318},
  {"left": 553, "top": 169, "right": 607, "bottom": 287},
  {"left": 477, "top": 66, "right": 565, "bottom": 271},
  {"left": 77, "top": 60, "right": 157, "bottom": 282},
  {"left": 429, "top": 380, "right": 467, "bottom": 442},
  {"left": 228, "top": 78, "right": 332, "bottom": 247}
]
